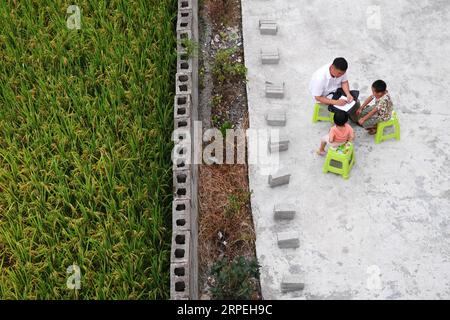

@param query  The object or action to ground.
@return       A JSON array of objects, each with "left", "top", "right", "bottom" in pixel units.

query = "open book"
[{"left": 332, "top": 95, "right": 356, "bottom": 112}]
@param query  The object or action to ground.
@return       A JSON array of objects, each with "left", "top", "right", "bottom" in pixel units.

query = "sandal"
[{"left": 317, "top": 150, "right": 326, "bottom": 156}]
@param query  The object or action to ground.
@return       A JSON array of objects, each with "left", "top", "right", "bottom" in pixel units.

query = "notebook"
[{"left": 332, "top": 96, "right": 356, "bottom": 112}]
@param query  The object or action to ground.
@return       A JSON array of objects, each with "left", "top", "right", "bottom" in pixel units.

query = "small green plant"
[
  {"left": 219, "top": 120, "right": 233, "bottom": 138},
  {"left": 210, "top": 256, "right": 260, "bottom": 300},
  {"left": 212, "top": 94, "right": 223, "bottom": 107},
  {"left": 199, "top": 66, "right": 206, "bottom": 89},
  {"left": 224, "top": 189, "right": 251, "bottom": 219},
  {"left": 180, "top": 38, "right": 199, "bottom": 58},
  {"left": 212, "top": 48, "right": 247, "bottom": 85},
  {"left": 212, "top": 115, "right": 220, "bottom": 127}
]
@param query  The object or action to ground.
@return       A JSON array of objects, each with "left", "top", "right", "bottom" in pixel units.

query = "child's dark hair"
[
  {"left": 332, "top": 57, "right": 348, "bottom": 72},
  {"left": 334, "top": 111, "right": 348, "bottom": 126},
  {"left": 372, "top": 80, "right": 387, "bottom": 93}
]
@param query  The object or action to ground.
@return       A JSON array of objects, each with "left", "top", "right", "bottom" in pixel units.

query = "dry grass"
[
  {"left": 198, "top": 163, "right": 255, "bottom": 269},
  {"left": 205, "top": 0, "right": 241, "bottom": 27}
]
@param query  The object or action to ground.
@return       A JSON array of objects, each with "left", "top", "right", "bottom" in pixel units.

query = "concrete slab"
[
  {"left": 277, "top": 232, "right": 300, "bottom": 249},
  {"left": 281, "top": 275, "right": 305, "bottom": 293},
  {"left": 265, "top": 112, "right": 287, "bottom": 126},
  {"left": 274, "top": 204, "right": 296, "bottom": 220},
  {"left": 268, "top": 171, "right": 291, "bottom": 188},
  {"left": 242, "top": 0, "right": 450, "bottom": 299}
]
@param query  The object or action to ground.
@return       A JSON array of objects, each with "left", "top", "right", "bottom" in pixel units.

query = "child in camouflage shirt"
[{"left": 353, "top": 80, "right": 393, "bottom": 135}]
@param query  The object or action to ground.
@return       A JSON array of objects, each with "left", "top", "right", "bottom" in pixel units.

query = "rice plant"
[{"left": 0, "top": 0, "right": 177, "bottom": 299}]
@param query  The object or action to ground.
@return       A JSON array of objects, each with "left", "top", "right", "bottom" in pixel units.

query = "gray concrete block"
[
  {"left": 265, "top": 81, "right": 284, "bottom": 99},
  {"left": 174, "top": 94, "right": 192, "bottom": 119},
  {"left": 274, "top": 204, "right": 296, "bottom": 220},
  {"left": 269, "top": 134, "right": 289, "bottom": 153},
  {"left": 277, "top": 232, "right": 299, "bottom": 248},
  {"left": 172, "top": 139, "right": 191, "bottom": 171},
  {"left": 173, "top": 199, "right": 191, "bottom": 232},
  {"left": 178, "top": 0, "right": 192, "bottom": 11},
  {"left": 172, "top": 128, "right": 190, "bottom": 146},
  {"left": 177, "top": 9, "right": 192, "bottom": 31},
  {"left": 176, "top": 72, "right": 192, "bottom": 95},
  {"left": 170, "top": 262, "right": 190, "bottom": 300},
  {"left": 268, "top": 171, "right": 291, "bottom": 188},
  {"left": 174, "top": 168, "right": 192, "bottom": 200},
  {"left": 173, "top": 157, "right": 189, "bottom": 170},
  {"left": 177, "top": 29, "right": 192, "bottom": 53},
  {"left": 261, "top": 48, "right": 280, "bottom": 64},
  {"left": 259, "top": 20, "right": 278, "bottom": 35},
  {"left": 265, "top": 112, "right": 286, "bottom": 126},
  {"left": 281, "top": 275, "right": 305, "bottom": 293},
  {"left": 174, "top": 116, "right": 191, "bottom": 131},
  {"left": 269, "top": 141, "right": 289, "bottom": 153},
  {"left": 177, "top": 52, "right": 193, "bottom": 73},
  {"left": 171, "top": 230, "right": 191, "bottom": 264}
]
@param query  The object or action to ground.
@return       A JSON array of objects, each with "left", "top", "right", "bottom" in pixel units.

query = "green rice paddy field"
[{"left": 0, "top": 0, "right": 176, "bottom": 299}]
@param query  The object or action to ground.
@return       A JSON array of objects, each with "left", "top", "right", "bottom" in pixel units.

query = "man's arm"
[
  {"left": 341, "top": 81, "right": 353, "bottom": 102},
  {"left": 315, "top": 96, "right": 347, "bottom": 106}
]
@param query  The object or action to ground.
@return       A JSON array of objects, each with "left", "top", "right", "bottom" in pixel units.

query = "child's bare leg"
[
  {"left": 317, "top": 141, "right": 327, "bottom": 156},
  {"left": 319, "top": 141, "right": 326, "bottom": 152}
]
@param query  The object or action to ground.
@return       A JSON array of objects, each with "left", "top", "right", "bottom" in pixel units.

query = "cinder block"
[
  {"left": 170, "top": 262, "right": 190, "bottom": 299},
  {"left": 269, "top": 141, "right": 289, "bottom": 153},
  {"left": 277, "top": 232, "right": 299, "bottom": 248},
  {"left": 177, "top": 29, "right": 192, "bottom": 53},
  {"left": 269, "top": 134, "right": 289, "bottom": 145},
  {"left": 173, "top": 168, "right": 192, "bottom": 200},
  {"left": 174, "top": 94, "right": 192, "bottom": 119},
  {"left": 281, "top": 275, "right": 305, "bottom": 293},
  {"left": 265, "top": 113, "right": 286, "bottom": 126},
  {"left": 177, "top": 52, "right": 192, "bottom": 73},
  {"left": 173, "top": 199, "right": 191, "bottom": 232},
  {"left": 173, "top": 156, "right": 189, "bottom": 170},
  {"left": 259, "top": 20, "right": 278, "bottom": 35},
  {"left": 178, "top": 0, "right": 192, "bottom": 11},
  {"left": 268, "top": 134, "right": 289, "bottom": 153},
  {"left": 265, "top": 81, "right": 284, "bottom": 99},
  {"left": 268, "top": 171, "right": 291, "bottom": 188},
  {"left": 172, "top": 127, "right": 190, "bottom": 146},
  {"left": 177, "top": 9, "right": 192, "bottom": 31},
  {"left": 274, "top": 204, "right": 296, "bottom": 220},
  {"left": 172, "top": 139, "right": 191, "bottom": 170},
  {"left": 176, "top": 72, "right": 192, "bottom": 95},
  {"left": 261, "top": 48, "right": 280, "bottom": 64},
  {"left": 171, "top": 230, "right": 191, "bottom": 264},
  {"left": 174, "top": 116, "right": 191, "bottom": 131}
]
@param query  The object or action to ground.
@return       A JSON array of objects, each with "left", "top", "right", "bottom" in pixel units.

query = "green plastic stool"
[
  {"left": 322, "top": 142, "right": 355, "bottom": 180},
  {"left": 375, "top": 111, "right": 400, "bottom": 144},
  {"left": 312, "top": 103, "right": 334, "bottom": 123}
]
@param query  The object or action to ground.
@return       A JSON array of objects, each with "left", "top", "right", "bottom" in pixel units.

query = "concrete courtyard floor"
[{"left": 242, "top": 0, "right": 450, "bottom": 299}]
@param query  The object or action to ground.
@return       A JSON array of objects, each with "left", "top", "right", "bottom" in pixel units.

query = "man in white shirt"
[{"left": 309, "top": 57, "right": 360, "bottom": 115}]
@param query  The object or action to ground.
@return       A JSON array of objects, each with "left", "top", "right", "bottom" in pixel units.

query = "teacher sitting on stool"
[{"left": 309, "top": 57, "right": 360, "bottom": 116}]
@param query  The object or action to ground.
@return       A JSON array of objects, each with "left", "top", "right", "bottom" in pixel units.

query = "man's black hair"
[
  {"left": 332, "top": 57, "right": 348, "bottom": 72},
  {"left": 334, "top": 111, "right": 348, "bottom": 126},
  {"left": 372, "top": 80, "right": 387, "bottom": 93}
]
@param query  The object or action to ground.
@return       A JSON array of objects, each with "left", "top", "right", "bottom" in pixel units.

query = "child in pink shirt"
[{"left": 317, "top": 111, "right": 354, "bottom": 156}]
